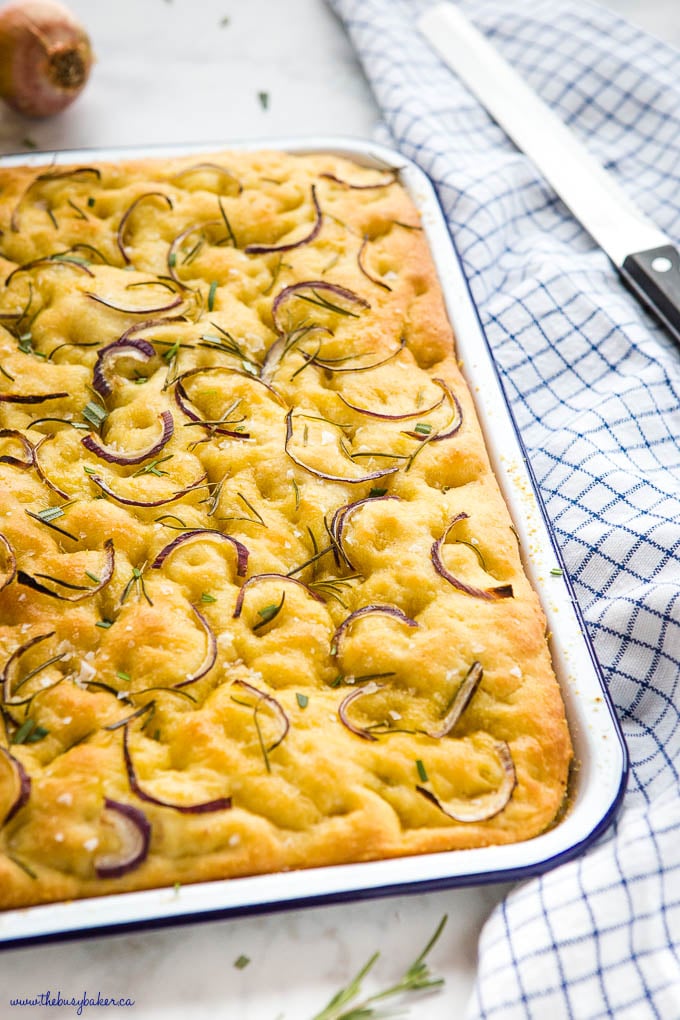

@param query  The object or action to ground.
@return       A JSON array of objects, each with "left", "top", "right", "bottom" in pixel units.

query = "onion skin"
[{"left": 0, "top": 1, "right": 94, "bottom": 119}]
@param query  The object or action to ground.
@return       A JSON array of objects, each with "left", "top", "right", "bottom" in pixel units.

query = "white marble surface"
[{"left": 0, "top": 0, "right": 676, "bottom": 1017}]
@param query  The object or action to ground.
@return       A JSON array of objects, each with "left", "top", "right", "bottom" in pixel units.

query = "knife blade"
[{"left": 418, "top": 3, "right": 680, "bottom": 348}]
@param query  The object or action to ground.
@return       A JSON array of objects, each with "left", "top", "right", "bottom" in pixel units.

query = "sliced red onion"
[
  {"left": 232, "top": 572, "right": 325, "bottom": 619},
  {"left": 17, "top": 540, "right": 115, "bottom": 603},
  {"left": 174, "top": 364, "right": 283, "bottom": 436},
  {"left": 329, "top": 494, "right": 400, "bottom": 568},
  {"left": 260, "top": 326, "right": 332, "bottom": 384},
  {"left": 245, "top": 185, "right": 322, "bottom": 255},
  {"left": 92, "top": 338, "right": 157, "bottom": 397},
  {"left": 331, "top": 604, "right": 418, "bottom": 657},
  {"left": 167, "top": 219, "right": 222, "bottom": 285},
  {"left": 0, "top": 533, "right": 17, "bottom": 592},
  {"left": 432, "top": 515, "right": 513, "bottom": 601},
  {"left": 2, "top": 630, "right": 54, "bottom": 704},
  {"left": 86, "top": 291, "right": 184, "bottom": 315},
  {"left": 0, "top": 746, "right": 31, "bottom": 827},
  {"left": 0, "top": 429, "right": 34, "bottom": 468},
  {"left": 232, "top": 679, "right": 289, "bottom": 751},
  {"left": 5, "top": 256, "right": 95, "bottom": 286},
  {"left": 172, "top": 162, "right": 242, "bottom": 194},
  {"left": 174, "top": 380, "right": 249, "bottom": 439},
  {"left": 117, "top": 192, "right": 174, "bottom": 265},
  {"left": 320, "top": 169, "right": 398, "bottom": 190},
  {"left": 357, "top": 236, "right": 392, "bottom": 292},
  {"left": 33, "top": 435, "right": 71, "bottom": 500},
  {"left": 338, "top": 681, "right": 384, "bottom": 741},
  {"left": 285, "top": 410, "right": 398, "bottom": 484},
  {"left": 337, "top": 389, "right": 444, "bottom": 422},
  {"left": 11, "top": 168, "right": 102, "bottom": 232},
  {"left": 82, "top": 411, "right": 174, "bottom": 466},
  {"left": 90, "top": 472, "right": 207, "bottom": 508},
  {"left": 0, "top": 391, "right": 68, "bottom": 404},
  {"left": 94, "top": 798, "right": 152, "bottom": 878},
  {"left": 174, "top": 605, "right": 218, "bottom": 688},
  {"left": 416, "top": 740, "right": 516, "bottom": 822},
  {"left": 123, "top": 724, "right": 232, "bottom": 813},
  {"left": 302, "top": 336, "right": 407, "bottom": 376},
  {"left": 402, "top": 379, "right": 463, "bottom": 443},
  {"left": 272, "top": 281, "right": 369, "bottom": 335},
  {"left": 151, "top": 529, "right": 249, "bottom": 578},
  {"left": 425, "top": 661, "right": 484, "bottom": 739}
]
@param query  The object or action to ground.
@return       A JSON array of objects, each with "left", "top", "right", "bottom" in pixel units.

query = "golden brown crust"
[{"left": 0, "top": 150, "right": 571, "bottom": 910}]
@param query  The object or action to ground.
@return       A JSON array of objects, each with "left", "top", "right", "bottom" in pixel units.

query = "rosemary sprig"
[
  {"left": 25, "top": 503, "right": 78, "bottom": 542},
  {"left": 309, "top": 915, "right": 446, "bottom": 1020},
  {"left": 119, "top": 564, "right": 153, "bottom": 607},
  {"left": 133, "top": 454, "right": 174, "bottom": 477}
]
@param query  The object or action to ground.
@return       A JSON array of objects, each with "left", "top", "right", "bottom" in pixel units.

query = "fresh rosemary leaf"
[
  {"left": 12, "top": 718, "right": 49, "bottom": 745},
  {"left": 416, "top": 759, "right": 428, "bottom": 782},
  {"left": 233, "top": 954, "right": 250, "bottom": 970},
  {"left": 201, "top": 592, "right": 217, "bottom": 604},
  {"left": 253, "top": 593, "right": 285, "bottom": 631},
  {"left": 258, "top": 91, "right": 269, "bottom": 110},
  {"left": 296, "top": 693, "right": 309, "bottom": 709},
  {"left": 82, "top": 400, "right": 108, "bottom": 430},
  {"left": 133, "top": 454, "right": 174, "bottom": 477},
  {"left": 208, "top": 280, "right": 218, "bottom": 311},
  {"left": 36, "top": 506, "right": 64, "bottom": 522}
]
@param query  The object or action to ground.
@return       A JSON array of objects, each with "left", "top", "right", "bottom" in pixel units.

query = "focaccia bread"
[{"left": 0, "top": 149, "right": 571, "bottom": 910}]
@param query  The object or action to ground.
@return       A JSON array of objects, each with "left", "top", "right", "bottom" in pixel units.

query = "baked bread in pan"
[{"left": 0, "top": 150, "right": 572, "bottom": 909}]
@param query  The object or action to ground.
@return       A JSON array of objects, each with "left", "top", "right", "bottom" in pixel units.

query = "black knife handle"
[{"left": 620, "top": 245, "right": 680, "bottom": 347}]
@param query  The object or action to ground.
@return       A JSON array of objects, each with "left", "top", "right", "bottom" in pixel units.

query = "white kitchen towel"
[{"left": 326, "top": 0, "right": 680, "bottom": 1016}]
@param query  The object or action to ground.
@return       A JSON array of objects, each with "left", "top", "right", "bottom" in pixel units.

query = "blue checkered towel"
[{"left": 327, "top": 0, "right": 680, "bottom": 1015}]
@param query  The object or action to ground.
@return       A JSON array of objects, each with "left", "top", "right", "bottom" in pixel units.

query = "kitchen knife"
[{"left": 418, "top": 3, "right": 680, "bottom": 348}]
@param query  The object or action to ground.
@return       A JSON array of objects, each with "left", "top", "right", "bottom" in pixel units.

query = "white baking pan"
[{"left": 0, "top": 138, "right": 628, "bottom": 947}]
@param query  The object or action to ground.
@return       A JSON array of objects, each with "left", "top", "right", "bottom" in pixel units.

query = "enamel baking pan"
[{"left": 0, "top": 138, "right": 628, "bottom": 947}]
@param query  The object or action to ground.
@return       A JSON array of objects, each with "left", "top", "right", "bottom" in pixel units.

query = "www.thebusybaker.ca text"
[{"left": 9, "top": 991, "right": 135, "bottom": 1016}]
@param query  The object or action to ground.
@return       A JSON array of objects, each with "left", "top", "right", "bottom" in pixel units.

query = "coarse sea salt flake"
[
  {"left": 56, "top": 792, "right": 73, "bottom": 806},
  {"left": 83, "top": 837, "right": 99, "bottom": 852}
]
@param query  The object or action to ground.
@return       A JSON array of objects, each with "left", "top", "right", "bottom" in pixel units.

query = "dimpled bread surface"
[{"left": 0, "top": 150, "right": 572, "bottom": 909}]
